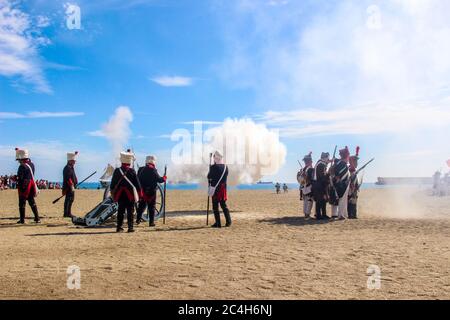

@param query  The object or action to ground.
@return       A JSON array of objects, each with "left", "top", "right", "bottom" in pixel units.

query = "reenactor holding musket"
[
  {"left": 299, "top": 152, "right": 314, "bottom": 218},
  {"left": 330, "top": 147, "right": 351, "bottom": 220},
  {"left": 207, "top": 151, "right": 231, "bottom": 228},
  {"left": 348, "top": 147, "right": 360, "bottom": 219},
  {"left": 313, "top": 152, "right": 330, "bottom": 220}
]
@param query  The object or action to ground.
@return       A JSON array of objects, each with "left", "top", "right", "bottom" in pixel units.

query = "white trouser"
[
  {"left": 331, "top": 185, "right": 350, "bottom": 218},
  {"left": 303, "top": 194, "right": 313, "bottom": 217}
]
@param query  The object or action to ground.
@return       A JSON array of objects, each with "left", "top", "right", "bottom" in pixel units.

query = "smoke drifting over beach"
[
  {"left": 170, "top": 118, "right": 287, "bottom": 185},
  {"left": 90, "top": 106, "right": 133, "bottom": 160}
]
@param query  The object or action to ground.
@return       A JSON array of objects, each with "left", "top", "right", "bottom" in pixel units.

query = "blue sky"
[{"left": 1, "top": 0, "right": 450, "bottom": 182}]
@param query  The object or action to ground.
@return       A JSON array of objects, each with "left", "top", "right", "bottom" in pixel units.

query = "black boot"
[
  {"left": 136, "top": 201, "right": 144, "bottom": 224},
  {"left": 149, "top": 209, "right": 155, "bottom": 227},
  {"left": 211, "top": 212, "right": 221, "bottom": 228},
  {"left": 17, "top": 207, "right": 25, "bottom": 224},
  {"left": 116, "top": 214, "right": 124, "bottom": 232},
  {"left": 31, "top": 205, "right": 40, "bottom": 223},
  {"left": 127, "top": 211, "right": 134, "bottom": 233},
  {"left": 224, "top": 208, "right": 232, "bottom": 227}
]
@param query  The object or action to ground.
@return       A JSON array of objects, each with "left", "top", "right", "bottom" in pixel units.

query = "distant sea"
[{"left": 75, "top": 182, "right": 390, "bottom": 190}]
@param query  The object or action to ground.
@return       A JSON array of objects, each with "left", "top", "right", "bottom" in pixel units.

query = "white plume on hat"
[
  {"left": 67, "top": 151, "right": 79, "bottom": 161},
  {"left": 213, "top": 150, "right": 223, "bottom": 164},
  {"left": 120, "top": 151, "right": 135, "bottom": 164},
  {"left": 15, "top": 148, "right": 29, "bottom": 160},
  {"left": 146, "top": 155, "right": 156, "bottom": 165}
]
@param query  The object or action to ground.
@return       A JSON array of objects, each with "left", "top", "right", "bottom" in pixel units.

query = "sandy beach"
[{"left": 0, "top": 188, "right": 449, "bottom": 300}]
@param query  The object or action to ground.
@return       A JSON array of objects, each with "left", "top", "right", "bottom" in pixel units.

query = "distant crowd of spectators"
[
  {"left": 0, "top": 175, "right": 62, "bottom": 191},
  {"left": 36, "top": 180, "right": 62, "bottom": 190},
  {"left": 0, "top": 175, "right": 17, "bottom": 190}
]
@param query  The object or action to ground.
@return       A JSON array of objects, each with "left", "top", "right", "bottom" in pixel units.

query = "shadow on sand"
[
  {"left": 148, "top": 225, "right": 210, "bottom": 233},
  {"left": 165, "top": 210, "right": 241, "bottom": 217},
  {"left": 260, "top": 216, "right": 337, "bottom": 227},
  {"left": 26, "top": 230, "right": 118, "bottom": 237}
]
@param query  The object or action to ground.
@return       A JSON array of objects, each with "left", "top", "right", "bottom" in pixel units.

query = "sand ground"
[{"left": 0, "top": 188, "right": 449, "bottom": 300}]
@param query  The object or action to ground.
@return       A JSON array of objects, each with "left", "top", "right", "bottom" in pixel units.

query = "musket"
[
  {"left": 206, "top": 153, "right": 213, "bottom": 226},
  {"left": 355, "top": 158, "right": 375, "bottom": 176},
  {"left": 297, "top": 160, "right": 303, "bottom": 169},
  {"left": 331, "top": 145, "right": 337, "bottom": 164},
  {"left": 52, "top": 171, "right": 97, "bottom": 204},
  {"left": 162, "top": 165, "right": 167, "bottom": 225}
]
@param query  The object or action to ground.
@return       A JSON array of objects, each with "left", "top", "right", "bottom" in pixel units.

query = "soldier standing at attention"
[
  {"left": 110, "top": 150, "right": 141, "bottom": 233},
  {"left": 348, "top": 147, "right": 360, "bottom": 219},
  {"left": 62, "top": 151, "right": 79, "bottom": 218},
  {"left": 15, "top": 148, "right": 40, "bottom": 224},
  {"left": 136, "top": 155, "right": 167, "bottom": 227},
  {"left": 300, "top": 152, "right": 314, "bottom": 218},
  {"left": 313, "top": 152, "right": 330, "bottom": 220},
  {"left": 207, "top": 151, "right": 231, "bottom": 228},
  {"left": 330, "top": 147, "right": 351, "bottom": 220}
]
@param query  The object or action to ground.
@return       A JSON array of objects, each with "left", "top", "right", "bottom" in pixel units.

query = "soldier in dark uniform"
[
  {"left": 62, "top": 151, "right": 78, "bottom": 218},
  {"left": 207, "top": 151, "right": 231, "bottom": 228},
  {"left": 313, "top": 152, "right": 330, "bottom": 220},
  {"left": 330, "top": 147, "right": 350, "bottom": 220},
  {"left": 348, "top": 147, "right": 360, "bottom": 219},
  {"left": 15, "top": 148, "right": 40, "bottom": 224},
  {"left": 110, "top": 151, "right": 142, "bottom": 233},
  {"left": 300, "top": 152, "right": 314, "bottom": 218},
  {"left": 136, "top": 155, "right": 166, "bottom": 227}
]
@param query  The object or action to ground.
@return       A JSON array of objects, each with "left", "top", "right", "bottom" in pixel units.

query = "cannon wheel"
[{"left": 103, "top": 184, "right": 165, "bottom": 221}]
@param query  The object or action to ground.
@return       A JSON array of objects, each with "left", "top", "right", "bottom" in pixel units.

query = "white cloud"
[
  {"left": 87, "top": 130, "right": 105, "bottom": 137},
  {"left": 214, "top": 1, "right": 450, "bottom": 180},
  {"left": 88, "top": 106, "right": 134, "bottom": 159},
  {"left": 26, "top": 111, "right": 84, "bottom": 118},
  {"left": 36, "top": 15, "right": 50, "bottom": 28},
  {"left": 0, "top": 111, "right": 84, "bottom": 119},
  {"left": 260, "top": 97, "right": 450, "bottom": 138},
  {"left": 216, "top": 0, "right": 450, "bottom": 107},
  {"left": 268, "top": 0, "right": 288, "bottom": 6},
  {"left": 0, "top": 0, "right": 51, "bottom": 93},
  {"left": 150, "top": 76, "right": 194, "bottom": 87},
  {"left": 180, "top": 120, "right": 223, "bottom": 125}
]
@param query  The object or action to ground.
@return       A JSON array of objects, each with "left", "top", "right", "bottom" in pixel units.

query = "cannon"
[{"left": 71, "top": 164, "right": 165, "bottom": 227}]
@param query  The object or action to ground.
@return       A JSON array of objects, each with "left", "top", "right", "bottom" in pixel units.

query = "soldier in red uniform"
[
  {"left": 110, "top": 151, "right": 141, "bottom": 233},
  {"left": 62, "top": 151, "right": 79, "bottom": 218},
  {"left": 15, "top": 148, "right": 40, "bottom": 224},
  {"left": 207, "top": 151, "right": 231, "bottom": 228},
  {"left": 136, "top": 155, "right": 166, "bottom": 227}
]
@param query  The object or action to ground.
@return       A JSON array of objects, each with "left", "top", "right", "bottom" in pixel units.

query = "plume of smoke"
[
  {"left": 170, "top": 118, "right": 287, "bottom": 185},
  {"left": 96, "top": 106, "right": 133, "bottom": 160}
]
